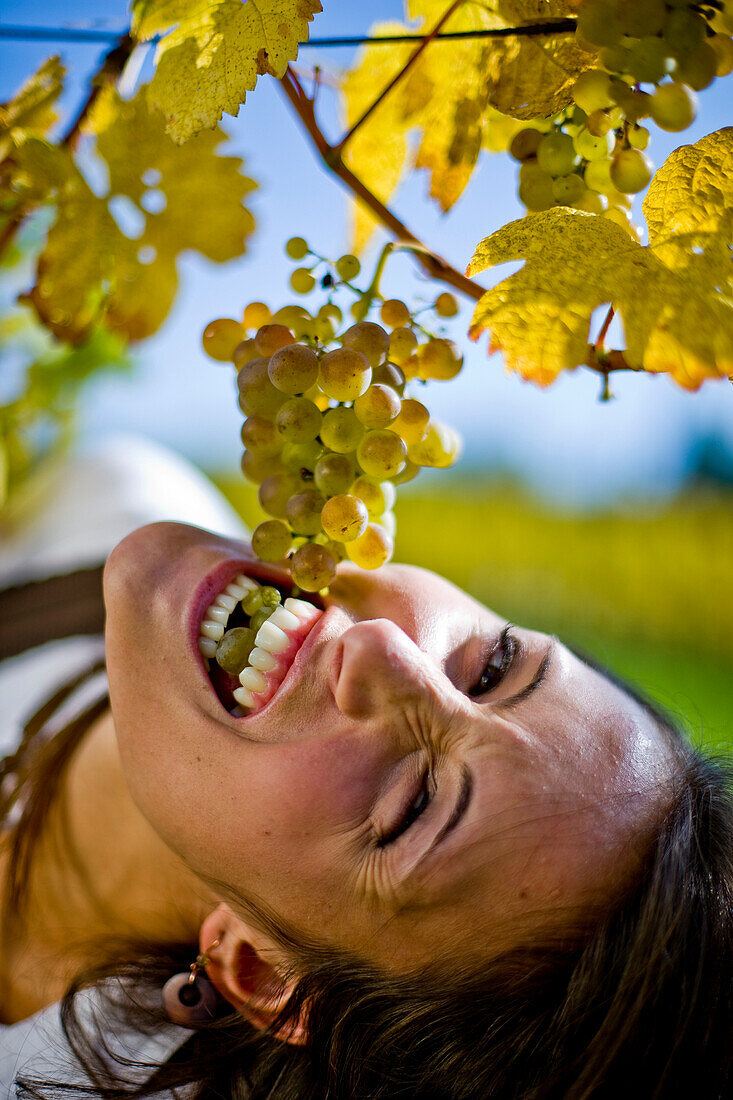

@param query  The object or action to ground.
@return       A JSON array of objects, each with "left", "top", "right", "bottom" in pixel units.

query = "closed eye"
[
  {"left": 377, "top": 771, "right": 432, "bottom": 847},
  {"left": 468, "top": 624, "right": 519, "bottom": 696}
]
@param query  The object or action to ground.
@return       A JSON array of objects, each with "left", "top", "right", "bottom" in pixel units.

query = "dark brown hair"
[{"left": 3, "top": 655, "right": 732, "bottom": 1099}]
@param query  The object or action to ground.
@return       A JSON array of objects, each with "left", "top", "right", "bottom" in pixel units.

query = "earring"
[{"left": 162, "top": 938, "right": 223, "bottom": 1028}]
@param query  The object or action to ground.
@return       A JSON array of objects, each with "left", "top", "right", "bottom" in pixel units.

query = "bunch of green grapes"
[
  {"left": 201, "top": 241, "right": 463, "bottom": 590},
  {"left": 509, "top": 0, "right": 733, "bottom": 236}
]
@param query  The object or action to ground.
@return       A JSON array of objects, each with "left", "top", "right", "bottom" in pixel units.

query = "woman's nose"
[{"left": 332, "top": 618, "right": 448, "bottom": 724}]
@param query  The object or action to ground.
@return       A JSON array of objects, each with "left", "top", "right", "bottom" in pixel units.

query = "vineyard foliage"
[{"left": 0, "top": 0, "right": 732, "bottom": 515}]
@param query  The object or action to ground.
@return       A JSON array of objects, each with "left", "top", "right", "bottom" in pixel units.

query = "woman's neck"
[{"left": 0, "top": 707, "right": 219, "bottom": 1023}]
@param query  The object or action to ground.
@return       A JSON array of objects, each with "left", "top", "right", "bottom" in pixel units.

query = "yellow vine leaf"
[
  {"left": 0, "top": 56, "right": 65, "bottom": 161},
  {"left": 340, "top": 1, "right": 592, "bottom": 241},
  {"left": 409, "top": 1, "right": 593, "bottom": 120},
  {"left": 27, "top": 89, "right": 255, "bottom": 342},
  {"left": 467, "top": 207, "right": 732, "bottom": 390},
  {"left": 642, "top": 127, "right": 733, "bottom": 295},
  {"left": 135, "top": 0, "right": 323, "bottom": 143},
  {"left": 342, "top": 25, "right": 430, "bottom": 253}
]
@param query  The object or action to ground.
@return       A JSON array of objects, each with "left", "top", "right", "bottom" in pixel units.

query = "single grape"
[
  {"left": 650, "top": 82, "right": 698, "bottom": 131},
  {"left": 434, "top": 291, "right": 459, "bottom": 318},
  {"left": 552, "top": 173, "right": 587, "bottom": 205},
  {"left": 317, "top": 537, "right": 347, "bottom": 564},
  {"left": 371, "top": 361, "right": 406, "bottom": 394},
  {"left": 391, "top": 397, "right": 430, "bottom": 445},
  {"left": 241, "top": 449, "right": 283, "bottom": 484},
  {"left": 379, "top": 299, "right": 411, "bottom": 328},
  {"left": 711, "top": 34, "right": 733, "bottom": 78},
  {"left": 617, "top": 0, "right": 666, "bottom": 37},
  {"left": 275, "top": 397, "right": 322, "bottom": 443},
  {"left": 350, "top": 295, "right": 370, "bottom": 322},
  {"left": 356, "top": 430, "right": 407, "bottom": 479},
  {"left": 675, "top": 41, "right": 717, "bottom": 91},
  {"left": 321, "top": 494, "right": 369, "bottom": 543},
  {"left": 577, "top": 0, "right": 623, "bottom": 47},
  {"left": 602, "top": 206, "right": 638, "bottom": 238},
  {"left": 573, "top": 127, "right": 614, "bottom": 160},
  {"left": 285, "top": 236, "right": 309, "bottom": 260},
  {"left": 320, "top": 406, "right": 364, "bottom": 453},
  {"left": 318, "top": 347, "right": 372, "bottom": 401},
  {"left": 574, "top": 189, "right": 606, "bottom": 214},
  {"left": 243, "top": 302, "right": 270, "bottom": 330},
  {"left": 584, "top": 157, "right": 615, "bottom": 195},
  {"left": 400, "top": 354, "right": 421, "bottom": 382},
  {"left": 268, "top": 343, "right": 319, "bottom": 395},
  {"left": 626, "top": 36, "right": 673, "bottom": 84},
  {"left": 509, "top": 128, "right": 543, "bottom": 162},
  {"left": 313, "top": 304, "right": 339, "bottom": 342},
  {"left": 202, "top": 318, "right": 245, "bottom": 362},
  {"left": 250, "top": 607, "right": 275, "bottom": 634},
  {"left": 537, "top": 132, "right": 578, "bottom": 177},
  {"left": 233, "top": 338, "right": 259, "bottom": 368},
  {"left": 354, "top": 384, "right": 401, "bottom": 429},
  {"left": 335, "top": 254, "right": 361, "bottom": 281},
  {"left": 286, "top": 490, "right": 327, "bottom": 536},
  {"left": 237, "top": 358, "right": 287, "bottom": 418},
  {"left": 390, "top": 459, "right": 420, "bottom": 485},
  {"left": 417, "top": 338, "right": 463, "bottom": 381},
  {"left": 254, "top": 324, "right": 296, "bottom": 356},
  {"left": 610, "top": 149, "right": 653, "bottom": 193},
  {"left": 664, "top": 8, "right": 707, "bottom": 57},
  {"left": 215, "top": 627, "right": 256, "bottom": 674},
  {"left": 627, "top": 124, "right": 650, "bottom": 150},
  {"left": 241, "top": 415, "right": 282, "bottom": 457},
  {"left": 302, "top": 382, "right": 331, "bottom": 411},
  {"left": 350, "top": 476, "right": 395, "bottom": 518},
  {"left": 340, "top": 322, "right": 390, "bottom": 367},
  {"left": 271, "top": 305, "right": 313, "bottom": 338},
  {"left": 281, "top": 439, "right": 325, "bottom": 474},
  {"left": 388, "top": 326, "right": 418, "bottom": 364},
  {"left": 599, "top": 43, "right": 631, "bottom": 74},
  {"left": 314, "top": 453, "right": 355, "bottom": 496},
  {"left": 586, "top": 109, "right": 613, "bottom": 137},
  {"left": 572, "top": 69, "right": 614, "bottom": 114},
  {"left": 290, "top": 267, "right": 316, "bottom": 295},
  {"left": 408, "top": 421, "right": 461, "bottom": 468},
  {"left": 251, "top": 519, "right": 293, "bottom": 562},
  {"left": 259, "top": 473, "right": 302, "bottom": 518},
  {"left": 345, "top": 523, "right": 393, "bottom": 570},
  {"left": 290, "top": 543, "right": 336, "bottom": 591},
  {"left": 518, "top": 166, "right": 555, "bottom": 211}
]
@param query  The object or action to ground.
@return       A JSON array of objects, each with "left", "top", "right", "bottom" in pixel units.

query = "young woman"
[{"left": 1, "top": 438, "right": 731, "bottom": 1098}]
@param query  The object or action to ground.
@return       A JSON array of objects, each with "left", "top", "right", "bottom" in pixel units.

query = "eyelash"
[
  {"left": 468, "top": 625, "right": 518, "bottom": 697},
  {"left": 378, "top": 771, "right": 433, "bottom": 848}
]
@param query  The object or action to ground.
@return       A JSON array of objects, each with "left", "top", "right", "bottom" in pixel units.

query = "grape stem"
[{"left": 279, "top": 66, "right": 485, "bottom": 303}]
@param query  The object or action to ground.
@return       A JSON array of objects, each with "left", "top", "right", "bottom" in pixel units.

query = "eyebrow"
[{"left": 493, "top": 639, "right": 555, "bottom": 711}]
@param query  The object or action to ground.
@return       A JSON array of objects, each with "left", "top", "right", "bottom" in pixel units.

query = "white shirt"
[{"left": 0, "top": 432, "right": 249, "bottom": 1096}]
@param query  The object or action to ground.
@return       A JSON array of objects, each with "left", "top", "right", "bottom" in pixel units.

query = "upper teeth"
[{"left": 198, "top": 575, "right": 320, "bottom": 710}]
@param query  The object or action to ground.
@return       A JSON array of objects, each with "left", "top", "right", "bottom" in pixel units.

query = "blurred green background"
[{"left": 213, "top": 472, "right": 733, "bottom": 751}]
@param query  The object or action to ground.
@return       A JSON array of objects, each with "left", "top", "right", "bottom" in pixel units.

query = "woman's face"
[{"left": 104, "top": 521, "right": 672, "bottom": 969}]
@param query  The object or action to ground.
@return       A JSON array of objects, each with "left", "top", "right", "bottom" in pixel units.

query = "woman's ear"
[{"left": 199, "top": 903, "right": 308, "bottom": 1046}]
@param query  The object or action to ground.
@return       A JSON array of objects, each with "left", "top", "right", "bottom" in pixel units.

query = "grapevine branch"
[
  {"left": 335, "top": 0, "right": 465, "bottom": 155},
  {"left": 279, "top": 67, "right": 484, "bottom": 304}
]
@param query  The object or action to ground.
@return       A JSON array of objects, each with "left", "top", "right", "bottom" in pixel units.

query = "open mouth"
[{"left": 197, "top": 570, "right": 323, "bottom": 716}]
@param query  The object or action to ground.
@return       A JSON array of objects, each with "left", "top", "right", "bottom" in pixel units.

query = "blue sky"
[{"left": 2, "top": 1, "right": 732, "bottom": 508}]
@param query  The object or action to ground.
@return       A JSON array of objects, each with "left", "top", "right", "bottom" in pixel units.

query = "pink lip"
[{"left": 188, "top": 555, "right": 330, "bottom": 723}]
